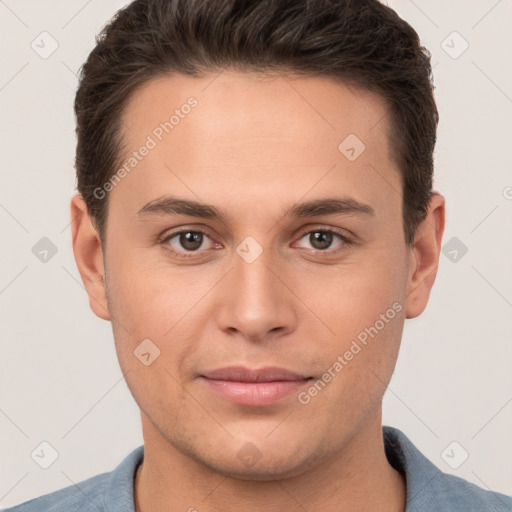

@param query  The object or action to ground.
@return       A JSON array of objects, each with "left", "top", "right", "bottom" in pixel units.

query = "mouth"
[{"left": 199, "top": 366, "right": 314, "bottom": 406}]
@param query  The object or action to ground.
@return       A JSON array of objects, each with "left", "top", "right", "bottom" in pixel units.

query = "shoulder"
[
  {"left": 2, "top": 445, "right": 144, "bottom": 512},
  {"left": 383, "top": 426, "right": 512, "bottom": 512},
  {"left": 420, "top": 469, "right": 512, "bottom": 511},
  {"left": 1, "top": 473, "right": 109, "bottom": 512}
]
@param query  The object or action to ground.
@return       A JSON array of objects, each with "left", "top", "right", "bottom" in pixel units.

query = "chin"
[
  {"left": 212, "top": 457, "right": 314, "bottom": 482},
  {"left": 194, "top": 440, "right": 324, "bottom": 482}
]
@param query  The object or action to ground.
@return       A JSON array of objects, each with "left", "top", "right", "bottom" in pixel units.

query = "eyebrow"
[{"left": 136, "top": 195, "right": 375, "bottom": 221}]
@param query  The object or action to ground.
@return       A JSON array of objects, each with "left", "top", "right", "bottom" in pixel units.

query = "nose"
[{"left": 216, "top": 245, "right": 297, "bottom": 343}]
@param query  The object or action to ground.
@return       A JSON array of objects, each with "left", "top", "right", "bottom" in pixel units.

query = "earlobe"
[
  {"left": 405, "top": 192, "right": 446, "bottom": 319},
  {"left": 70, "top": 194, "right": 111, "bottom": 321}
]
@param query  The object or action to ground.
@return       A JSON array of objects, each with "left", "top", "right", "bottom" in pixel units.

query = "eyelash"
[{"left": 159, "top": 227, "right": 353, "bottom": 259}]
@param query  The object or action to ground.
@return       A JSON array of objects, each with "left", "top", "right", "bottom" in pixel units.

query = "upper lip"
[{"left": 201, "top": 366, "right": 311, "bottom": 382}]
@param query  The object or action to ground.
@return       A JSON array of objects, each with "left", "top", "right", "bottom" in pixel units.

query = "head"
[{"left": 71, "top": 0, "right": 445, "bottom": 479}]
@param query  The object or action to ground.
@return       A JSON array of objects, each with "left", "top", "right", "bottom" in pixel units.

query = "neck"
[{"left": 134, "top": 409, "right": 406, "bottom": 512}]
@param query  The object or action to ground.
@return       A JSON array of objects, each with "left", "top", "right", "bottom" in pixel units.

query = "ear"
[
  {"left": 405, "top": 192, "right": 445, "bottom": 319},
  {"left": 70, "top": 194, "right": 110, "bottom": 321}
]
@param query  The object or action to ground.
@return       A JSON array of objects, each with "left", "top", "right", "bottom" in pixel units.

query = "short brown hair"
[{"left": 74, "top": 0, "right": 438, "bottom": 246}]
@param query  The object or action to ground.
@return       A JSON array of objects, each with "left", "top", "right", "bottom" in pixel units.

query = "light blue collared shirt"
[{"left": 3, "top": 426, "right": 511, "bottom": 511}]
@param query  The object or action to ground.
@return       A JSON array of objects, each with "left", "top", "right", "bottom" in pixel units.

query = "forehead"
[
  {"left": 113, "top": 70, "right": 398, "bottom": 220},
  {"left": 120, "top": 70, "right": 392, "bottom": 154}
]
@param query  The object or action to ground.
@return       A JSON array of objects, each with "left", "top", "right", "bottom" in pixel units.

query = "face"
[{"left": 72, "top": 71, "right": 443, "bottom": 480}]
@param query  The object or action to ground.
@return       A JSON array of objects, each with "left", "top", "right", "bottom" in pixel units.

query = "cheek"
[
  {"left": 302, "top": 284, "right": 405, "bottom": 431},
  {"left": 105, "top": 250, "right": 216, "bottom": 376},
  {"left": 106, "top": 248, "right": 198, "bottom": 328},
  {"left": 308, "top": 249, "right": 407, "bottom": 340},
  {"left": 298, "top": 243, "right": 407, "bottom": 402}
]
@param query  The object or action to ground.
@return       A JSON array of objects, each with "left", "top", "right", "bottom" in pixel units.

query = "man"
[{"left": 5, "top": 0, "right": 511, "bottom": 511}]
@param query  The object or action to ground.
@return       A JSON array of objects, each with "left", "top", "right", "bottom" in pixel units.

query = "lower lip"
[{"left": 201, "top": 377, "right": 311, "bottom": 406}]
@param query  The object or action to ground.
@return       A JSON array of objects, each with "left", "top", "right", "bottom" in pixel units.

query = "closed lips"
[{"left": 201, "top": 366, "right": 312, "bottom": 382}]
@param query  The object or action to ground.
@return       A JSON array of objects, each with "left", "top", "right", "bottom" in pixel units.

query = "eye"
[
  {"left": 161, "top": 230, "right": 216, "bottom": 257},
  {"left": 295, "top": 228, "right": 351, "bottom": 253},
  {"left": 160, "top": 227, "right": 352, "bottom": 260}
]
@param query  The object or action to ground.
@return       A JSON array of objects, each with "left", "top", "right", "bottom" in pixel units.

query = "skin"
[{"left": 71, "top": 71, "right": 445, "bottom": 512}]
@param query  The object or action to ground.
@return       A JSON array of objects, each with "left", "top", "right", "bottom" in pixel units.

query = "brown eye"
[
  {"left": 162, "top": 230, "right": 216, "bottom": 257},
  {"left": 309, "top": 231, "right": 334, "bottom": 250},
  {"left": 176, "top": 231, "right": 204, "bottom": 251},
  {"left": 297, "top": 229, "right": 348, "bottom": 252}
]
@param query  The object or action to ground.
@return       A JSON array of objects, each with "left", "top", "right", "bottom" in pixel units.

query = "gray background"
[{"left": 1, "top": 0, "right": 511, "bottom": 507}]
